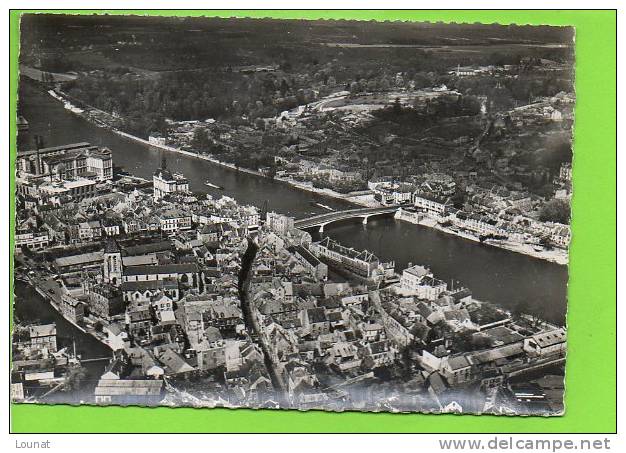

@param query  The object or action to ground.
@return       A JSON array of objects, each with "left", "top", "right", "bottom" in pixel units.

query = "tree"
[
  {"left": 512, "top": 299, "right": 543, "bottom": 328},
  {"left": 266, "top": 165, "right": 277, "bottom": 179},
  {"left": 448, "top": 329, "right": 476, "bottom": 353},
  {"left": 191, "top": 127, "right": 212, "bottom": 153},
  {"left": 539, "top": 198, "right": 570, "bottom": 224},
  {"left": 451, "top": 186, "right": 467, "bottom": 209},
  {"left": 392, "top": 97, "right": 402, "bottom": 115},
  {"left": 490, "top": 51, "right": 509, "bottom": 67},
  {"left": 459, "top": 95, "right": 482, "bottom": 116},
  {"left": 361, "top": 356, "right": 376, "bottom": 371},
  {"left": 349, "top": 81, "right": 360, "bottom": 94},
  {"left": 472, "top": 333, "right": 492, "bottom": 350}
]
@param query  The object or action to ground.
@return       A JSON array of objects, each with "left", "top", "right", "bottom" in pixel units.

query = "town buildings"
[
  {"left": 266, "top": 211, "right": 295, "bottom": 235},
  {"left": 15, "top": 230, "right": 50, "bottom": 252},
  {"left": 310, "top": 236, "right": 380, "bottom": 279},
  {"left": 27, "top": 324, "right": 57, "bottom": 353},
  {"left": 60, "top": 294, "right": 85, "bottom": 324},
  {"left": 400, "top": 265, "right": 448, "bottom": 300},
  {"left": 153, "top": 159, "right": 189, "bottom": 201},
  {"left": 16, "top": 142, "right": 113, "bottom": 182},
  {"left": 12, "top": 17, "right": 574, "bottom": 415},
  {"left": 13, "top": 152, "right": 567, "bottom": 413},
  {"left": 94, "top": 378, "right": 164, "bottom": 405}
]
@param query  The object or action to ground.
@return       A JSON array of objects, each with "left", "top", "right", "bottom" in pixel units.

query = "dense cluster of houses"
[
  {"left": 75, "top": 191, "right": 272, "bottom": 406},
  {"left": 15, "top": 156, "right": 261, "bottom": 255},
  {"left": 241, "top": 218, "right": 566, "bottom": 412},
  {"left": 14, "top": 154, "right": 277, "bottom": 405},
  {"left": 78, "top": 185, "right": 273, "bottom": 405},
  {"left": 13, "top": 142, "right": 566, "bottom": 411},
  {"left": 370, "top": 170, "right": 571, "bottom": 250},
  {"left": 11, "top": 323, "right": 82, "bottom": 402}
]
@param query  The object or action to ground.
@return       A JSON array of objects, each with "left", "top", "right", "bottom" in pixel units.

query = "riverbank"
[
  {"left": 42, "top": 87, "right": 567, "bottom": 266},
  {"left": 115, "top": 129, "right": 375, "bottom": 208},
  {"left": 20, "top": 64, "right": 78, "bottom": 83},
  {"left": 21, "top": 274, "right": 113, "bottom": 351},
  {"left": 30, "top": 282, "right": 87, "bottom": 335},
  {"left": 13, "top": 279, "right": 115, "bottom": 403},
  {"left": 43, "top": 87, "right": 373, "bottom": 206},
  {"left": 432, "top": 221, "right": 568, "bottom": 266},
  {"left": 395, "top": 209, "right": 568, "bottom": 266}
]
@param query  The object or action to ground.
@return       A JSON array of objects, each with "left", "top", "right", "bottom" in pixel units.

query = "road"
[
  {"left": 237, "top": 239, "right": 288, "bottom": 405},
  {"left": 19, "top": 64, "right": 78, "bottom": 83},
  {"left": 15, "top": 254, "right": 62, "bottom": 301}
]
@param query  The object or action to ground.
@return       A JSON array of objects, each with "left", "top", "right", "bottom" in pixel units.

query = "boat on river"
[
  {"left": 310, "top": 201, "right": 334, "bottom": 211},
  {"left": 205, "top": 181, "right": 224, "bottom": 190}
]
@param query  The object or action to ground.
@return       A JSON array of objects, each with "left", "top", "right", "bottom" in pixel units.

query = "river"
[
  {"left": 312, "top": 218, "right": 567, "bottom": 325},
  {"left": 16, "top": 77, "right": 568, "bottom": 325},
  {"left": 16, "top": 79, "right": 353, "bottom": 218},
  {"left": 13, "top": 281, "right": 113, "bottom": 402}
]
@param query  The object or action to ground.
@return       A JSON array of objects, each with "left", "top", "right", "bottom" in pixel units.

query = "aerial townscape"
[{"left": 13, "top": 15, "right": 571, "bottom": 415}]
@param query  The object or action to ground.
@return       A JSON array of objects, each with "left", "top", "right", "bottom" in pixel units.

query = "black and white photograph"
[{"left": 12, "top": 13, "right": 574, "bottom": 416}]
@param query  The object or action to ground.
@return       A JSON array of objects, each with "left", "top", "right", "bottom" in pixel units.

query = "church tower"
[{"left": 103, "top": 237, "right": 123, "bottom": 286}]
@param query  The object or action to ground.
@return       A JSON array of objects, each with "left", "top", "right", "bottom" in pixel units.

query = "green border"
[{"left": 9, "top": 10, "right": 616, "bottom": 433}]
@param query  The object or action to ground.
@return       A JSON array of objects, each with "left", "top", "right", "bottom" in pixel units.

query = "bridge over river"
[{"left": 294, "top": 206, "right": 399, "bottom": 232}]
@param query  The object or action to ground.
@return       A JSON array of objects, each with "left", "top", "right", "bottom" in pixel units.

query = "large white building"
[
  {"left": 153, "top": 160, "right": 189, "bottom": 201},
  {"left": 265, "top": 212, "right": 295, "bottom": 235},
  {"left": 38, "top": 177, "right": 98, "bottom": 202},
  {"left": 17, "top": 142, "right": 113, "bottom": 182},
  {"left": 159, "top": 209, "right": 193, "bottom": 234},
  {"left": 310, "top": 237, "right": 379, "bottom": 278},
  {"left": 523, "top": 329, "right": 566, "bottom": 357},
  {"left": 413, "top": 191, "right": 452, "bottom": 217},
  {"left": 400, "top": 264, "right": 448, "bottom": 300},
  {"left": 15, "top": 230, "right": 50, "bottom": 252},
  {"left": 85, "top": 150, "right": 114, "bottom": 181}
]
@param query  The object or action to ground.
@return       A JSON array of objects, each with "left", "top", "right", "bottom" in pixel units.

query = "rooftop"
[
  {"left": 530, "top": 329, "right": 566, "bottom": 348},
  {"left": 317, "top": 237, "right": 378, "bottom": 263},
  {"left": 94, "top": 379, "right": 163, "bottom": 396},
  {"left": 18, "top": 142, "right": 93, "bottom": 158},
  {"left": 123, "top": 263, "right": 199, "bottom": 276},
  {"left": 54, "top": 251, "right": 103, "bottom": 268},
  {"left": 29, "top": 324, "right": 56, "bottom": 338},
  {"left": 404, "top": 264, "right": 430, "bottom": 279},
  {"left": 104, "top": 237, "right": 120, "bottom": 254}
]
